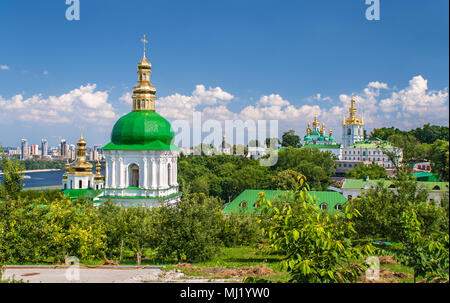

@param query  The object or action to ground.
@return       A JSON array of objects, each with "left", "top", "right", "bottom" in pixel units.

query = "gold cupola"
[
  {"left": 306, "top": 123, "right": 311, "bottom": 134},
  {"left": 320, "top": 123, "right": 325, "bottom": 135},
  {"left": 343, "top": 95, "right": 364, "bottom": 125},
  {"left": 94, "top": 161, "right": 104, "bottom": 182},
  {"left": 70, "top": 130, "right": 93, "bottom": 173},
  {"left": 132, "top": 35, "right": 156, "bottom": 112},
  {"left": 312, "top": 114, "right": 320, "bottom": 128}
]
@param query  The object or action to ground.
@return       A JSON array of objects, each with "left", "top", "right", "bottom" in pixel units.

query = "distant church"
[{"left": 301, "top": 97, "right": 403, "bottom": 174}]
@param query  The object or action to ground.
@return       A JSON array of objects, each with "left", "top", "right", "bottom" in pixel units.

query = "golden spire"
[
  {"left": 343, "top": 94, "right": 364, "bottom": 125},
  {"left": 320, "top": 123, "right": 325, "bottom": 135},
  {"left": 141, "top": 34, "right": 148, "bottom": 58},
  {"left": 306, "top": 123, "right": 311, "bottom": 134},
  {"left": 329, "top": 129, "right": 333, "bottom": 136},
  {"left": 132, "top": 35, "right": 156, "bottom": 112},
  {"left": 312, "top": 114, "right": 319, "bottom": 127}
]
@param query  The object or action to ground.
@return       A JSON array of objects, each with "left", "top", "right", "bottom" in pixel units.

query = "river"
[{"left": 0, "top": 168, "right": 106, "bottom": 189}]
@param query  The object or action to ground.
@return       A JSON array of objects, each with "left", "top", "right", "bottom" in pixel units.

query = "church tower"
[
  {"left": 342, "top": 96, "right": 364, "bottom": 147},
  {"left": 100, "top": 36, "right": 180, "bottom": 206}
]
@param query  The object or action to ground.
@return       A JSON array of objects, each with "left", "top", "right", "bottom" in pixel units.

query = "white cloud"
[
  {"left": 0, "top": 84, "right": 117, "bottom": 125},
  {"left": 119, "top": 92, "right": 132, "bottom": 105},
  {"left": 157, "top": 85, "right": 235, "bottom": 121},
  {"left": 0, "top": 65, "right": 9, "bottom": 70},
  {"left": 306, "top": 93, "right": 333, "bottom": 102}
]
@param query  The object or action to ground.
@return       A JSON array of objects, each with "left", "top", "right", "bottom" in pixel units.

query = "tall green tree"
[
  {"left": 429, "top": 140, "right": 449, "bottom": 181},
  {"left": 281, "top": 130, "right": 301, "bottom": 148}
]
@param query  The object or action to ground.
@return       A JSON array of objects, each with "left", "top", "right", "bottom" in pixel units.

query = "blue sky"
[{"left": 0, "top": 0, "right": 448, "bottom": 148}]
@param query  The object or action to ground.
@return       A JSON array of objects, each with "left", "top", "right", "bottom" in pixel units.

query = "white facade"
[
  {"left": 342, "top": 123, "right": 364, "bottom": 147},
  {"left": 63, "top": 175, "right": 94, "bottom": 190},
  {"left": 101, "top": 150, "right": 179, "bottom": 202}
]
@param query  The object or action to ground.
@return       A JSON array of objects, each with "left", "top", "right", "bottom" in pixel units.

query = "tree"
[
  {"left": 348, "top": 179, "right": 448, "bottom": 241},
  {"left": 258, "top": 178, "right": 375, "bottom": 283},
  {"left": 265, "top": 137, "right": 280, "bottom": 149},
  {"left": 429, "top": 140, "right": 449, "bottom": 181},
  {"left": 392, "top": 210, "right": 449, "bottom": 282},
  {"left": 345, "top": 163, "right": 387, "bottom": 180},
  {"left": 272, "top": 170, "right": 304, "bottom": 190},
  {"left": 0, "top": 146, "right": 24, "bottom": 201},
  {"left": 154, "top": 193, "right": 223, "bottom": 262},
  {"left": 281, "top": 130, "right": 301, "bottom": 148}
]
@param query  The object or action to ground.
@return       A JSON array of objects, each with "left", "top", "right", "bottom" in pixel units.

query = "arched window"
[
  {"left": 347, "top": 129, "right": 351, "bottom": 135},
  {"left": 240, "top": 201, "right": 247, "bottom": 208},
  {"left": 432, "top": 185, "right": 441, "bottom": 190},
  {"left": 79, "top": 180, "right": 83, "bottom": 189},
  {"left": 64, "top": 183, "right": 67, "bottom": 190},
  {"left": 336, "top": 204, "right": 343, "bottom": 211},
  {"left": 128, "top": 164, "right": 139, "bottom": 187},
  {"left": 320, "top": 203, "right": 328, "bottom": 210},
  {"left": 70, "top": 180, "right": 73, "bottom": 189}
]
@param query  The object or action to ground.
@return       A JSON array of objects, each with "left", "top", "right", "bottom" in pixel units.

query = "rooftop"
[{"left": 223, "top": 189, "right": 347, "bottom": 215}]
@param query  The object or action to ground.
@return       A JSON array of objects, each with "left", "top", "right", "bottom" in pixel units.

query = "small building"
[
  {"left": 341, "top": 179, "right": 449, "bottom": 203},
  {"left": 223, "top": 189, "right": 348, "bottom": 215}
]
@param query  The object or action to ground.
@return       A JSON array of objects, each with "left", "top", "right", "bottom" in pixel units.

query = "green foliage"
[
  {"left": 258, "top": 178, "right": 375, "bottom": 283},
  {"left": 218, "top": 214, "right": 262, "bottom": 247},
  {"left": 392, "top": 210, "right": 449, "bottom": 282},
  {"left": 275, "top": 147, "right": 335, "bottom": 190},
  {"left": 153, "top": 193, "right": 224, "bottom": 263},
  {"left": 429, "top": 140, "right": 449, "bottom": 181},
  {"left": 281, "top": 130, "right": 302, "bottom": 148},
  {"left": 370, "top": 124, "right": 449, "bottom": 144},
  {"left": 272, "top": 169, "right": 304, "bottom": 190},
  {"left": 349, "top": 179, "right": 448, "bottom": 241},
  {"left": 0, "top": 196, "right": 106, "bottom": 264},
  {"left": 0, "top": 146, "right": 24, "bottom": 201},
  {"left": 345, "top": 163, "right": 387, "bottom": 180}
]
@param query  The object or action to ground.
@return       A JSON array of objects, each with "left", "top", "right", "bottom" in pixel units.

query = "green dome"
[
  {"left": 103, "top": 111, "right": 179, "bottom": 151},
  {"left": 317, "top": 135, "right": 327, "bottom": 141},
  {"left": 304, "top": 135, "right": 312, "bottom": 141},
  {"left": 329, "top": 136, "right": 336, "bottom": 142}
]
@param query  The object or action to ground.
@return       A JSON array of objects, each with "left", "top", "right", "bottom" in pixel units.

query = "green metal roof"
[
  {"left": 348, "top": 139, "right": 393, "bottom": 149},
  {"left": 342, "top": 179, "right": 449, "bottom": 191},
  {"left": 103, "top": 111, "right": 179, "bottom": 151},
  {"left": 302, "top": 144, "right": 341, "bottom": 149},
  {"left": 63, "top": 189, "right": 103, "bottom": 200},
  {"left": 223, "top": 189, "right": 347, "bottom": 215},
  {"left": 412, "top": 172, "right": 441, "bottom": 182}
]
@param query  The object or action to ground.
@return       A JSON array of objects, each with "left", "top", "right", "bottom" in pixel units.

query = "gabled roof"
[{"left": 223, "top": 189, "right": 347, "bottom": 215}]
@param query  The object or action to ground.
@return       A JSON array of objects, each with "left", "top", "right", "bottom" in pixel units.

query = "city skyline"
[{"left": 0, "top": 0, "right": 449, "bottom": 147}]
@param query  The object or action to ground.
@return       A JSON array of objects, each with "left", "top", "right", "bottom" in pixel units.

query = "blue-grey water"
[{"left": 0, "top": 168, "right": 106, "bottom": 189}]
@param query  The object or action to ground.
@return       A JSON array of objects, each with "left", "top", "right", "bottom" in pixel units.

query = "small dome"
[{"left": 304, "top": 135, "right": 312, "bottom": 141}]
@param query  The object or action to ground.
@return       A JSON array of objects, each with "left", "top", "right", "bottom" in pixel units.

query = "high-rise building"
[
  {"left": 21, "top": 139, "right": 29, "bottom": 160},
  {"left": 31, "top": 144, "right": 39, "bottom": 156},
  {"left": 60, "top": 139, "right": 68, "bottom": 159},
  {"left": 41, "top": 139, "right": 48, "bottom": 158},
  {"left": 69, "top": 144, "right": 76, "bottom": 161}
]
